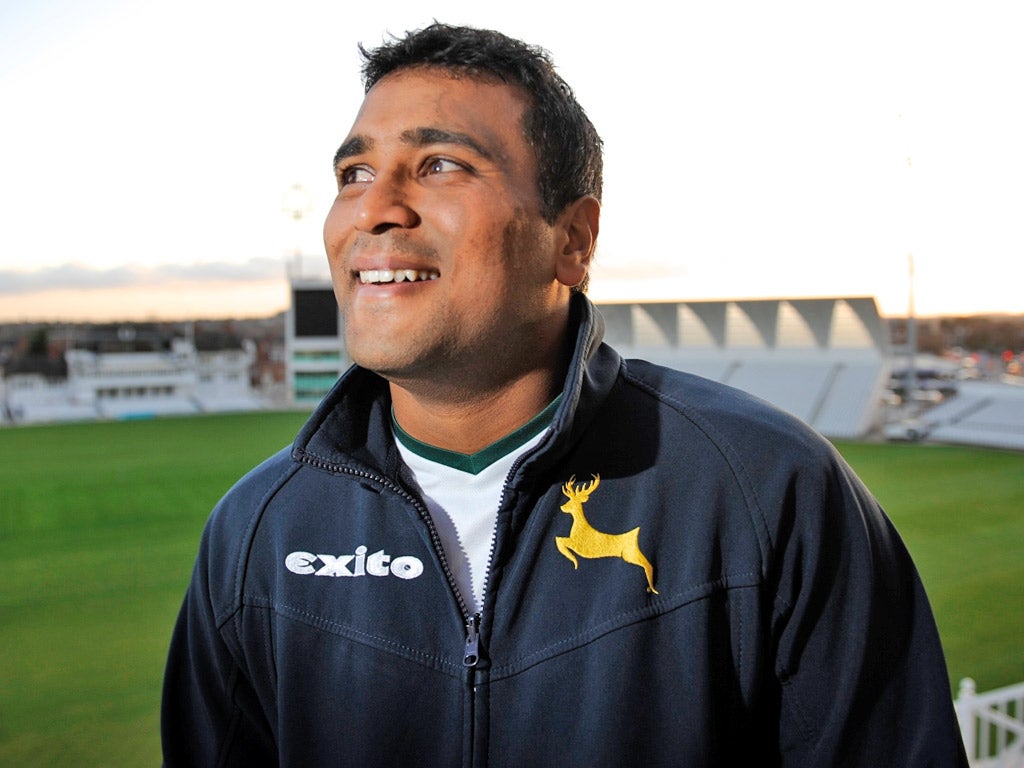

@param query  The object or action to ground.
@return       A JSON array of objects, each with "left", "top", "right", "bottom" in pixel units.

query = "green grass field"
[{"left": 1, "top": 413, "right": 1022, "bottom": 766}]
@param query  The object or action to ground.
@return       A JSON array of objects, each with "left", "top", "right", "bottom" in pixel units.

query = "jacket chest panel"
[
  {"left": 480, "top": 588, "right": 769, "bottom": 767},
  {"left": 242, "top": 471, "right": 468, "bottom": 671},
  {"left": 486, "top": 465, "right": 763, "bottom": 672}
]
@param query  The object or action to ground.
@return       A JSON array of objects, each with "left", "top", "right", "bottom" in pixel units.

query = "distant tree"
[
  {"left": 942, "top": 317, "right": 1024, "bottom": 353},
  {"left": 27, "top": 327, "right": 50, "bottom": 356},
  {"left": 916, "top": 322, "right": 945, "bottom": 355}
]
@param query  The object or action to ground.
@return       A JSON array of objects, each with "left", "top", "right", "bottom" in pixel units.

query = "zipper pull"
[{"left": 463, "top": 613, "right": 481, "bottom": 667}]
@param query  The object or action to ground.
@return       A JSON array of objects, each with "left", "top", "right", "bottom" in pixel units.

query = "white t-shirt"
[{"left": 392, "top": 398, "right": 560, "bottom": 614}]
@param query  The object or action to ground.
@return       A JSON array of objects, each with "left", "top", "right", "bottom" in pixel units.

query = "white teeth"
[{"left": 359, "top": 269, "right": 439, "bottom": 285}]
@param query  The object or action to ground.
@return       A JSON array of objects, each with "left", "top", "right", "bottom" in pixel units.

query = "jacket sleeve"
[
  {"left": 161, "top": 513, "right": 277, "bottom": 767},
  {"left": 766, "top": 447, "right": 968, "bottom": 766}
]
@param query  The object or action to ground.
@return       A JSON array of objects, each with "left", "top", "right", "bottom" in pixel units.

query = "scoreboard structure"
[{"left": 286, "top": 281, "right": 348, "bottom": 405}]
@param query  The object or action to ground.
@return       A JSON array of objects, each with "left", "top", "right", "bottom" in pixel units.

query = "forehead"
[{"left": 344, "top": 69, "right": 532, "bottom": 158}]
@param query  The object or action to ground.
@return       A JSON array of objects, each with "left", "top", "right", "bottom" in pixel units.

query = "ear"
[{"left": 554, "top": 195, "right": 600, "bottom": 289}]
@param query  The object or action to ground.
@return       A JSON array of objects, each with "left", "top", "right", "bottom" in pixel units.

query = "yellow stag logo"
[{"left": 555, "top": 474, "right": 658, "bottom": 594}]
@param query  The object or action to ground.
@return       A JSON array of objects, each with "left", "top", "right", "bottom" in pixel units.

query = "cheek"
[
  {"left": 422, "top": 201, "right": 465, "bottom": 245},
  {"left": 423, "top": 195, "right": 511, "bottom": 263},
  {"left": 327, "top": 258, "right": 352, "bottom": 314},
  {"left": 323, "top": 199, "right": 350, "bottom": 256},
  {"left": 501, "top": 211, "right": 557, "bottom": 276}
]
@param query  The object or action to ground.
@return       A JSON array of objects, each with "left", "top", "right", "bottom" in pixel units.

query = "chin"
[{"left": 349, "top": 349, "right": 416, "bottom": 379}]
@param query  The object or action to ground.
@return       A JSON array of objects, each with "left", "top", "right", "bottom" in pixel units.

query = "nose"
[{"left": 354, "top": 174, "right": 420, "bottom": 234}]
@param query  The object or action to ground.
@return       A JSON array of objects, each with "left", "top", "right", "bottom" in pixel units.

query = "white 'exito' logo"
[{"left": 285, "top": 546, "right": 424, "bottom": 580}]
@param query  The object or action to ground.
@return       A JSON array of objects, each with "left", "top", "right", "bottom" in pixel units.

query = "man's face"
[{"left": 323, "top": 69, "right": 574, "bottom": 393}]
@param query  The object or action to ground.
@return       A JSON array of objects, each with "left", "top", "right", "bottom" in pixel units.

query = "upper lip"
[
  {"left": 347, "top": 243, "right": 439, "bottom": 275},
  {"left": 349, "top": 258, "right": 437, "bottom": 273}
]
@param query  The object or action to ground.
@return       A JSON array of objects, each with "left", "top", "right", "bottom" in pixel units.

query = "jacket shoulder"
[
  {"left": 195, "top": 446, "right": 300, "bottom": 624},
  {"left": 615, "top": 357, "right": 862, "bottom": 557},
  {"left": 213, "top": 445, "right": 298, "bottom": 521},
  {"left": 619, "top": 357, "right": 835, "bottom": 464}
]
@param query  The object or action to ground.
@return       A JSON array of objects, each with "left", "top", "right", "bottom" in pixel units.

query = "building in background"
[
  {"left": 2, "top": 324, "right": 263, "bottom": 424},
  {"left": 285, "top": 280, "right": 348, "bottom": 406}
]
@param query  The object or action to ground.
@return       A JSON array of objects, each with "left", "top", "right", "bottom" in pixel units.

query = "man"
[{"left": 163, "top": 23, "right": 968, "bottom": 766}]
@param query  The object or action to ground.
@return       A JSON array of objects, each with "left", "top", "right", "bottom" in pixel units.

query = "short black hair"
[{"left": 358, "top": 23, "right": 603, "bottom": 224}]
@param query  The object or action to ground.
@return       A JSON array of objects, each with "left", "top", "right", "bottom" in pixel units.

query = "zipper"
[
  {"left": 464, "top": 613, "right": 481, "bottom": 667},
  {"left": 474, "top": 436, "right": 546, "bottom": 621},
  {"left": 463, "top": 446, "right": 539, "bottom": 766}
]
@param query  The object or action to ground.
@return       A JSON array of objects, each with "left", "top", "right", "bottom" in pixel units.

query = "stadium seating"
[
  {"left": 599, "top": 298, "right": 890, "bottom": 439},
  {"left": 922, "top": 381, "right": 1024, "bottom": 451}
]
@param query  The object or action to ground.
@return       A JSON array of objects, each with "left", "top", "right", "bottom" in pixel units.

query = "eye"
[
  {"left": 424, "top": 157, "right": 465, "bottom": 175},
  {"left": 338, "top": 165, "right": 373, "bottom": 186}
]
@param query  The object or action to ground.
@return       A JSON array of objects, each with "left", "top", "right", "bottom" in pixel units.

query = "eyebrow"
[
  {"left": 400, "top": 128, "right": 496, "bottom": 162},
  {"left": 332, "top": 127, "right": 497, "bottom": 171},
  {"left": 333, "top": 136, "right": 370, "bottom": 170}
]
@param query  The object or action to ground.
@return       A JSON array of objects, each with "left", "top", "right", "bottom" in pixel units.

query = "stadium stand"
[
  {"left": 3, "top": 373, "right": 101, "bottom": 424},
  {"left": 2, "top": 336, "right": 261, "bottom": 424},
  {"left": 597, "top": 298, "right": 890, "bottom": 439},
  {"left": 917, "top": 381, "right": 1024, "bottom": 451}
]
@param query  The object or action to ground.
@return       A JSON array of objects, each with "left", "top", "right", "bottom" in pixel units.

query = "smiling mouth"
[{"left": 358, "top": 269, "right": 440, "bottom": 285}]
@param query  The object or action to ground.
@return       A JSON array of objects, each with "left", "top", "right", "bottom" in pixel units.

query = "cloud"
[{"left": 0, "top": 258, "right": 286, "bottom": 295}]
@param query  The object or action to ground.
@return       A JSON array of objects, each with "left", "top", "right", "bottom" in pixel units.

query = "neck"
[
  {"left": 387, "top": 294, "right": 581, "bottom": 454},
  {"left": 389, "top": 365, "right": 561, "bottom": 455}
]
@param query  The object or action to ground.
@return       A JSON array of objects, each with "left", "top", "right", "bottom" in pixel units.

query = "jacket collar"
[{"left": 291, "top": 293, "right": 621, "bottom": 480}]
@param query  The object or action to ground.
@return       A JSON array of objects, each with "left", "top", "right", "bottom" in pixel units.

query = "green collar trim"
[{"left": 392, "top": 395, "right": 562, "bottom": 475}]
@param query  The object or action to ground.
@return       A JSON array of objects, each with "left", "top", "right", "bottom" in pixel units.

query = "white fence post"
[
  {"left": 955, "top": 676, "right": 1024, "bottom": 767},
  {"left": 957, "top": 678, "right": 978, "bottom": 761}
]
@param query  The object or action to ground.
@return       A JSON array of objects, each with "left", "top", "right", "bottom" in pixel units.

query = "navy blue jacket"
[{"left": 162, "top": 296, "right": 967, "bottom": 766}]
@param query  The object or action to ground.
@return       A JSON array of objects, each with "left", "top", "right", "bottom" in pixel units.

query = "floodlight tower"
[
  {"left": 898, "top": 112, "right": 918, "bottom": 412},
  {"left": 282, "top": 183, "right": 313, "bottom": 279},
  {"left": 906, "top": 253, "right": 918, "bottom": 409}
]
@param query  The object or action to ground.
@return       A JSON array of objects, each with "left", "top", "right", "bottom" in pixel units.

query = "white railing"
[{"left": 956, "top": 678, "right": 1024, "bottom": 767}]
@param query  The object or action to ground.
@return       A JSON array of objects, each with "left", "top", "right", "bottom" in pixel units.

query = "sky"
[{"left": 1, "top": 0, "right": 1022, "bottom": 322}]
